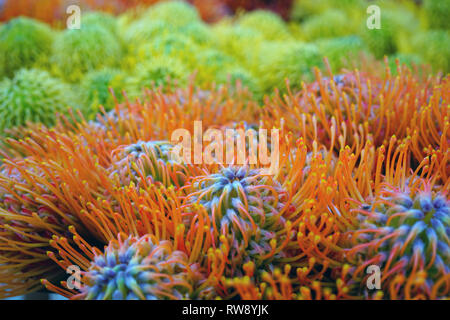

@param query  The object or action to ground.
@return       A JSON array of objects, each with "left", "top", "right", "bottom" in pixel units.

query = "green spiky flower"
[
  {"left": 80, "top": 68, "right": 127, "bottom": 116},
  {"left": 360, "top": 14, "right": 397, "bottom": 59},
  {"left": 133, "top": 34, "right": 199, "bottom": 67},
  {"left": 315, "top": 36, "right": 368, "bottom": 72},
  {"left": 193, "top": 49, "right": 236, "bottom": 87},
  {"left": 290, "top": 0, "right": 328, "bottom": 22},
  {"left": 0, "top": 17, "right": 54, "bottom": 78},
  {"left": 81, "top": 235, "right": 215, "bottom": 300},
  {"left": 238, "top": 10, "right": 291, "bottom": 41},
  {"left": 360, "top": 6, "right": 418, "bottom": 59},
  {"left": 121, "top": 19, "right": 172, "bottom": 49},
  {"left": 82, "top": 11, "right": 119, "bottom": 35},
  {"left": 149, "top": 33, "right": 199, "bottom": 57},
  {"left": 0, "top": 69, "right": 76, "bottom": 133},
  {"left": 291, "top": 0, "right": 365, "bottom": 22},
  {"left": 144, "top": 0, "right": 200, "bottom": 28},
  {"left": 125, "top": 56, "right": 188, "bottom": 99},
  {"left": 411, "top": 30, "right": 450, "bottom": 73},
  {"left": 302, "top": 9, "right": 355, "bottom": 41},
  {"left": 255, "top": 41, "right": 322, "bottom": 93},
  {"left": 51, "top": 25, "right": 122, "bottom": 82},
  {"left": 211, "top": 24, "right": 264, "bottom": 63},
  {"left": 180, "top": 21, "right": 214, "bottom": 45},
  {"left": 424, "top": 0, "right": 450, "bottom": 30}
]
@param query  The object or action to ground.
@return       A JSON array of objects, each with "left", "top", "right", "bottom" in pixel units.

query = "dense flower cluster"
[
  {"left": 0, "top": 69, "right": 77, "bottom": 132},
  {"left": 1, "top": 0, "right": 448, "bottom": 133},
  {"left": 0, "top": 63, "right": 446, "bottom": 300},
  {"left": 0, "top": 0, "right": 448, "bottom": 301}
]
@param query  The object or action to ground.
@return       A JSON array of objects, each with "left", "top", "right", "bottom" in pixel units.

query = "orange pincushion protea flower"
[
  {"left": 42, "top": 231, "right": 224, "bottom": 300},
  {"left": 0, "top": 158, "right": 87, "bottom": 298},
  {"left": 38, "top": 133, "right": 348, "bottom": 299},
  {"left": 173, "top": 135, "right": 350, "bottom": 295},
  {"left": 261, "top": 62, "right": 441, "bottom": 154},
  {"left": 345, "top": 187, "right": 450, "bottom": 300},
  {"left": 40, "top": 181, "right": 229, "bottom": 299},
  {"left": 329, "top": 134, "right": 449, "bottom": 299},
  {"left": 0, "top": 52, "right": 446, "bottom": 302},
  {"left": 108, "top": 140, "right": 203, "bottom": 189},
  {"left": 183, "top": 165, "right": 290, "bottom": 276},
  {"left": 0, "top": 82, "right": 257, "bottom": 297}
]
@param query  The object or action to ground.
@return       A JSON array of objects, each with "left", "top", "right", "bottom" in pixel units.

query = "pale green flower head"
[
  {"left": 143, "top": 1, "right": 200, "bottom": 28},
  {"left": 0, "top": 17, "right": 54, "bottom": 78},
  {"left": 0, "top": 69, "right": 76, "bottom": 133},
  {"left": 238, "top": 9, "right": 291, "bottom": 41},
  {"left": 51, "top": 25, "right": 122, "bottom": 83}
]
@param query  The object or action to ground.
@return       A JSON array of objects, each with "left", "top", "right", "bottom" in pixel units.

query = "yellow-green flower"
[
  {"left": 0, "top": 69, "right": 76, "bottom": 132},
  {"left": 0, "top": 17, "right": 54, "bottom": 78},
  {"left": 238, "top": 10, "right": 291, "bottom": 41},
  {"left": 51, "top": 25, "right": 122, "bottom": 83}
]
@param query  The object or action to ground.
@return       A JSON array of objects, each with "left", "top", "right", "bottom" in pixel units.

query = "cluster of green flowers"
[
  {"left": 290, "top": 0, "right": 450, "bottom": 73},
  {"left": 0, "top": 0, "right": 448, "bottom": 135}
]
